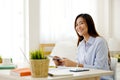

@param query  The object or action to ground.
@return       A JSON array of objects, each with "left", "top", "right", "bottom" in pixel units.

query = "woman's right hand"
[{"left": 53, "top": 56, "right": 63, "bottom": 66}]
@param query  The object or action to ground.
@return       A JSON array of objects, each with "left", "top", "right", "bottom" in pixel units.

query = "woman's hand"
[
  {"left": 62, "top": 58, "right": 77, "bottom": 67},
  {"left": 62, "top": 58, "right": 84, "bottom": 67},
  {"left": 53, "top": 56, "right": 63, "bottom": 66}
]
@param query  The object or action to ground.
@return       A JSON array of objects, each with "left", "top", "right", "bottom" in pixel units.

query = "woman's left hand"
[{"left": 62, "top": 58, "right": 77, "bottom": 67}]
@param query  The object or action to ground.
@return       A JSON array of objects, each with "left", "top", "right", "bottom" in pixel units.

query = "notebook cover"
[{"left": 10, "top": 68, "right": 31, "bottom": 76}]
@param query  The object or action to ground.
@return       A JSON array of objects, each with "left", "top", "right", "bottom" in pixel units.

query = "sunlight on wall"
[
  {"left": 0, "top": 0, "right": 28, "bottom": 63},
  {"left": 39, "top": 0, "right": 97, "bottom": 43}
]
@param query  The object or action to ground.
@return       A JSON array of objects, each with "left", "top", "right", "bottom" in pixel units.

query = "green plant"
[{"left": 30, "top": 50, "right": 47, "bottom": 59}]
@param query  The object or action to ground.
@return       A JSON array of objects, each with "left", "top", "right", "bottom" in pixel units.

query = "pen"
[{"left": 48, "top": 73, "right": 54, "bottom": 76}]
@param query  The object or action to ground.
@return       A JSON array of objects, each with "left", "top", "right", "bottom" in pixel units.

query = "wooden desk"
[
  {"left": 116, "top": 63, "right": 120, "bottom": 80},
  {"left": 0, "top": 67, "right": 113, "bottom": 80}
]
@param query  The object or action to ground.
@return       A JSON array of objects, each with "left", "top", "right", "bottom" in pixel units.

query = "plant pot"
[{"left": 30, "top": 59, "right": 49, "bottom": 78}]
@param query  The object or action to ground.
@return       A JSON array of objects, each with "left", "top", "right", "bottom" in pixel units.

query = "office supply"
[
  {"left": 10, "top": 67, "right": 31, "bottom": 76},
  {"left": 0, "top": 64, "right": 17, "bottom": 69},
  {"left": 48, "top": 67, "right": 73, "bottom": 77},
  {"left": 48, "top": 72, "right": 73, "bottom": 77}
]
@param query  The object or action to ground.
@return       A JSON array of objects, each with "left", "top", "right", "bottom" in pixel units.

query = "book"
[
  {"left": 10, "top": 68, "right": 31, "bottom": 76},
  {"left": 0, "top": 64, "right": 17, "bottom": 69}
]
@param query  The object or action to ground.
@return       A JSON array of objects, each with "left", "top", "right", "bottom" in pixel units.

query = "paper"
[
  {"left": 48, "top": 67, "right": 73, "bottom": 77},
  {"left": 48, "top": 67, "right": 89, "bottom": 77},
  {"left": 48, "top": 72, "right": 73, "bottom": 77}
]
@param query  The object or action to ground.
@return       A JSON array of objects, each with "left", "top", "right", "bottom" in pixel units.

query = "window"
[
  {"left": 0, "top": 0, "right": 29, "bottom": 63},
  {"left": 40, "top": 0, "right": 97, "bottom": 43}
]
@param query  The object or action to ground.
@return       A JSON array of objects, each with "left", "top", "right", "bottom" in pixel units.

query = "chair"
[
  {"left": 40, "top": 43, "right": 55, "bottom": 56},
  {"left": 110, "top": 57, "right": 118, "bottom": 80}
]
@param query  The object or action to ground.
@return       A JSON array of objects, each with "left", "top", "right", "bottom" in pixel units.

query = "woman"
[{"left": 53, "top": 13, "right": 112, "bottom": 80}]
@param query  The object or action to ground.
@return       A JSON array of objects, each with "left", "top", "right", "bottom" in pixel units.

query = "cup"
[{"left": 2, "top": 58, "right": 12, "bottom": 65}]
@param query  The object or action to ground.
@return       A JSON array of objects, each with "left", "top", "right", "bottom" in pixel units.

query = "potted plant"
[{"left": 29, "top": 49, "right": 49, "bottom": 78}]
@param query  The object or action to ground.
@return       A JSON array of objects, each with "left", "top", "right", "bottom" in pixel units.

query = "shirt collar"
[{"left": 80, "top": 36, "right": 95, "bottom": 46}]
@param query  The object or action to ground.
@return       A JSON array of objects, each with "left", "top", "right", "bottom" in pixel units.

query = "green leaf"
[{"left": 29, "top": 49, "right": 47, "bottom": 59}]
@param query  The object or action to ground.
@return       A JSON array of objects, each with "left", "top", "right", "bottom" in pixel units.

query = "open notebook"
[
  {"left": 48, "top": 67, "right": 73, "bottom": 77},
  {"left": 48, "top": 66, "right": 89, "bottom": 77}
]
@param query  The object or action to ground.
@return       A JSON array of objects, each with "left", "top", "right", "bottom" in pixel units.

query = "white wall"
[
  {"left": 95, "top": 0, "right": 120, "bottom": 51},
  {"left": 29, "top": 0, "right": 40, "bottom": 51},
  {"left": 112, "top": 0, "right": 120, "bottom": 40},
  {"left": 96, "top": 0, "right": 110, "bottom": 39},
  {"left": 29, "top": 0, "right": 120, "bottom": 51},
  {"left": 108, "top": 0, "right": 120, "bottom": 51}
]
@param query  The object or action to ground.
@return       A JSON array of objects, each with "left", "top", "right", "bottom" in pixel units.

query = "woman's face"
[{"left": 75, "top": 17, "right": 88, "bottom": 36}]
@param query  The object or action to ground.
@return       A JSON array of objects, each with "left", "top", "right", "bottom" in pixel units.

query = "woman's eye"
[
  {"left": 76, "top": 24, "right": 78, "bottom": 26},
  {"left": 76, "top": 22, "right": 84, "bottom": 26},
  {"left": 80, "top": 22, "right": 83, "bottom": 24}
]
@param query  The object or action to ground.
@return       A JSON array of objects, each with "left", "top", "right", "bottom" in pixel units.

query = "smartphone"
[
  {"left": 49, "top": 55, "right": 62, "bottom": 61},
  {"left": 69, "top": 69, "right": 89, "bottom": 72}
]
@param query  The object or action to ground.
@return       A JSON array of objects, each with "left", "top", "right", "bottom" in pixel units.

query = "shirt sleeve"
[{"left": 84, "top": 39, "right": 109, "bottom": 69}]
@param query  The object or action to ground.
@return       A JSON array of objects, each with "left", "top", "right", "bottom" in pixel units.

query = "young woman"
[{"left": 53, "top": 13, "right": 112, "bottom": 80}]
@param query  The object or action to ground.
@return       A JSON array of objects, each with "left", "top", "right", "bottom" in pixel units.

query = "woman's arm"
[{"left": 62, "top": 58, "right": 84, "bottom": 67}]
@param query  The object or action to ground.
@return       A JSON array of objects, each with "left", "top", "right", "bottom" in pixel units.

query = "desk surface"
[{"left": 0, "top": 67, "right": 113, "bottom": 80}]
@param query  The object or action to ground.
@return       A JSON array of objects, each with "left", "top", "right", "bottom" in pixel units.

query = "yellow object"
[
  {"left": 30, "top": 59, "right": 49, "bottom": 78},
  {"left": 40, "top": 43, "right": 55, "bottom": 56},
  {"left": 0, "top": 59, "right": 2, "bottom": 63},
  {"left": 0, "top": 56, "right": 2, "bottom": 63},
  {"left": 49, "top": 66, "right": 57, "bottom": 68}
]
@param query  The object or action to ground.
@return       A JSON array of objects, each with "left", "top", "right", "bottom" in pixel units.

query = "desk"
[
  {"left": 0, "top": 68, "right": 113, "bottom": 80},
  {"left": 116, "top": 63, "right": 120, "bottom": 80}
]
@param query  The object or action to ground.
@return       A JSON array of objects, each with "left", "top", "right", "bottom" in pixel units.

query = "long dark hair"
[
  {"left": 74, "top": 13, "right": 99, "bottom": 46},
  {"left": 74, "top": 13, "right": 111, "bottom": 69}
]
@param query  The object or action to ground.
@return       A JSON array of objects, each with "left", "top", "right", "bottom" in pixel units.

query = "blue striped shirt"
[{"left": 76, "top": 36, "right": 112, "bottom": 80}]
